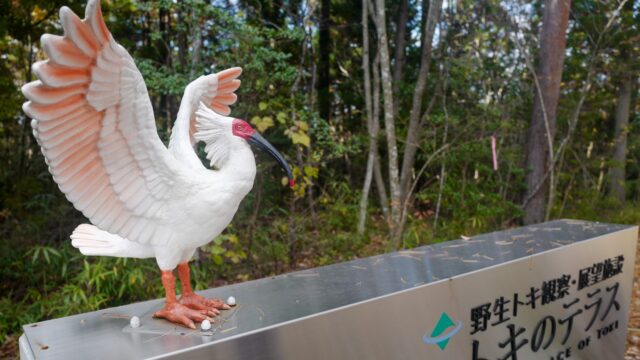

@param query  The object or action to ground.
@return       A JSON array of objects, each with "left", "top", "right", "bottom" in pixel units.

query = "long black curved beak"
[{"left": 248, "top": 132, "right": 295, "bottom": 187}]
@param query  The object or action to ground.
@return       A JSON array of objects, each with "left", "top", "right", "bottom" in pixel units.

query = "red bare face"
[{"left": 232, "top": 118, "right": 255, "bottom": 140}]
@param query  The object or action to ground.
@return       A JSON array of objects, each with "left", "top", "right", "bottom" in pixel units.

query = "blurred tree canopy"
[{"left": 0, "top": 0, "right": 638, "bottom": 352}]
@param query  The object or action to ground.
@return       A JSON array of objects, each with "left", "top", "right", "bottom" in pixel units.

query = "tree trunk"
[
  {"left": 358, "top": 0, "right": 374, "bottom": 234},
  {"left": 391, "top": 0, "right": 409, "bottom": 116},
  {"left": 317, "top": 0, "right": 331, "bottom": 121},
  {"left": 177, "top": 5, "right": 188, "bottom": 70},
  {"left": 371, "top": 0, "right": 401, "bottom": 243},
  {"left": 18, "top": 36, "right": 34, "bottom": 180},
  {"left": 432, "top": 85, "right": 449, "bottom": 241},
  {"left": 395, "top": 0, "right": 442, "bottom": 245},
  {"left": 190, "top": 8, "right": 202, "bottom": 80},
  {"left": 608, "top": 75, "right": 633, "bottom": 203},
  {"left": 522, "top": 0, "right": 571, "bottom": 225},
  {"left": 374, "top": 154, "right": 389, "bottom": 219},
  {"left": 157, "top": 7, "right": 172, "bottom": 134},
  {"left": 372, "top": 53, "right": 390, "bottom": 220},
  {"left": 359, "top": 152, "right": 375, "bottom": 234},
  {"left": 420, "top": 0, "right": 430, "bottom": 39}
]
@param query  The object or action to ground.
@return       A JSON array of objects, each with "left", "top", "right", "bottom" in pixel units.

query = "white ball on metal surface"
[
  {"left": 227, "top": 296, "right": 236, "bottom": 306},
  {"left": 201, "top": 319, "right": 212, "bottom": 331},
  {"left": 130, "top": 316, "right": 140, "bottom": 328}
]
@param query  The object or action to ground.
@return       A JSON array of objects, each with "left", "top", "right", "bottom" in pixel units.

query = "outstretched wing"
[
  {"left": 186, "top": 68, "right": 243, "bottom": 147},
  {"left": 22, "top": 0, "right": 182, "bottom": 246},
  {"left": 198, "top": 67, "right": 242, "bottom": 116}
]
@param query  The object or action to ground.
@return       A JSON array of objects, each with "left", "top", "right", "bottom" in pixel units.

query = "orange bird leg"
[
  {"left": 153, "top": 270, "right": 212, "bottom": 329},
  {"left": 177, "top": 262, "right": 231, "bottom": 316}
]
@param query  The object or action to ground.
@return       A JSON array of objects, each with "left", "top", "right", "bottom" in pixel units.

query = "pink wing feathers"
[
  {"left": 205, "top": 67, "right": 242, "bottom": 116},
  {"left": 22, "top": 0, "right": 182, "bottom": 246},
  {"left": 186, "top": 68, "right": 243, "bottom": 147}
]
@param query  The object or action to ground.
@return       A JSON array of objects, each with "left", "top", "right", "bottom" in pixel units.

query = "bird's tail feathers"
[{"left": 71, "top": 224, "right": 154, "bottom": 258}]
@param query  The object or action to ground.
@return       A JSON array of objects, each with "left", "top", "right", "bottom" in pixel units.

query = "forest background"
[{"left": 0, "top": 0, "right": 638, "bottom": 355}]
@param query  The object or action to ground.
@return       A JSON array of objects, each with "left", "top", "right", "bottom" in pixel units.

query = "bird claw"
[
  {"left": 153, "top": 302, "right": 213, "bottom": 329},
  {"left": 179, "top": 292, "right": 231, "bottom": 316}
]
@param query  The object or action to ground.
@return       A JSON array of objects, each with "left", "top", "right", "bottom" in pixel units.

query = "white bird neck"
[{"left": 216, "top": 141, "right": 257, "bottom": 194}]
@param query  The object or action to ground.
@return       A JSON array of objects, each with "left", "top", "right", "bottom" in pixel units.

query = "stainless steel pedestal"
[{"left": 19, "top": 219, "right": 638, "bottom": 359}]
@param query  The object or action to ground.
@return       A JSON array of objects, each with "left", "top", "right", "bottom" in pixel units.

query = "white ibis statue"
[{"left": 21, "top": 0, "right": 294, "bottom": 329}]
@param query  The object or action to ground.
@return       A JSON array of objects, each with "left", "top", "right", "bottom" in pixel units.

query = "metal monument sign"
[
  {"left": 20, "top": 219, "right": 637, "bottom": 359},
  {"left": 432, "top": 229, "right": 631, "bottom": 359}
]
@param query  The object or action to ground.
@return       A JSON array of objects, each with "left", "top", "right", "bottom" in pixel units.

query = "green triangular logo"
[{"left": 431, "top": 312, "right": 455, "bottom": 350}]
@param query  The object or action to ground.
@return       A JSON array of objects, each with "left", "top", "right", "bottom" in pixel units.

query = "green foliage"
[
  {"left": 0, "top": 241, "right": 162, "bottom": 342},
  {"left": 0, "top": 0, "right": 638, "bottom": 356}
]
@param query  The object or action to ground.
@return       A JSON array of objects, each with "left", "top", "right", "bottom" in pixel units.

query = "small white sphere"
[
  {"left": 227, "top": 296, "right": 236, "bottom": 306},
  {"left": 201, "top": 319, "right": 212, "bottom": 331},
  {"left": 130, "top": 316, "right": 140, "bottom": 328}
]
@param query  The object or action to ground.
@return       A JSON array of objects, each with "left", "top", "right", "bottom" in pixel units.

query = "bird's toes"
[
  {"left": 185, "top": 308, "right": 213, "bottom": 323},
  {"left": 154, "top": 309, "right": 195, "bottom": 329},
  {"left": 183, "top": 299, "right": 221, "bottom": 316},
  {"left": 179, "top": 293, "right": 229, "bottom": 313},
  {"left": 202, "top": 297, "right": 231, "bottom": 310},
  {"left": 153, "top": 303, "right": 212, "bottom": 329}
]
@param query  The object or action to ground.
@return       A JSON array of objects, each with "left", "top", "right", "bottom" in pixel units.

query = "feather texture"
[
  {"left": 194, "top": 103, "right": 232, "bottom": 168},
  {"left": 21, "top": 0, "right": 257, "bottom": 273},
  {"left": 21, "top": 0, "right": 185, "bottom": 247}
]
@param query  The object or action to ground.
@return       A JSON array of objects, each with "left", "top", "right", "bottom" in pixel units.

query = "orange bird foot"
[
  {"left": 179, "top": 292, "right": 231, "bottom": 316},
  {"left": 153, "top": 302, "right": 213, "bottom": 329}
]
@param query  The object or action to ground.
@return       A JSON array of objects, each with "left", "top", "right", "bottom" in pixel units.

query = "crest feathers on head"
[{"left": 194, "top": 103, "right": 231, "bottom": 168}]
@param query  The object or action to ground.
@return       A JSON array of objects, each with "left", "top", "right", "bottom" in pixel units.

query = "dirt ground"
[{"left": 625, "top": 241, "right": 640, "bottom": 359}]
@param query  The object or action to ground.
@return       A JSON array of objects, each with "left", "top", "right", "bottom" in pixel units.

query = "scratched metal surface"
[{"left": 20, "top": 219, "right": 632, "bottom": 359}]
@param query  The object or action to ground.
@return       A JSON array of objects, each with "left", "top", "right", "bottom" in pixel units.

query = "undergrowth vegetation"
[
  {"left": 2, "top": 182, "right": 638, "bottom": 344},
  {"left": 1, "top": 0, "right": 638, "bottom": 355}
]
